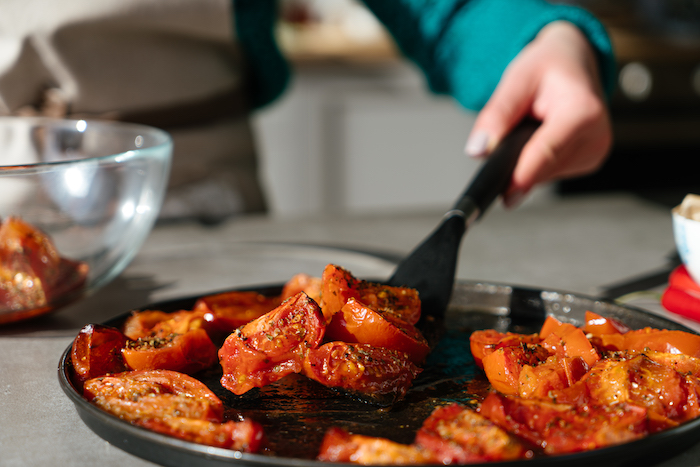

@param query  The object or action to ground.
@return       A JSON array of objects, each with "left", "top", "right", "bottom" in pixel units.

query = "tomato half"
[
  {"left": 320, "top": 264, "right": 421, "bottom": 325},
  {"left": 479, "top": 392, "right": 648, "bottom": 455},
  {"left": 122, "top": 328, "right": 218, "bottom": 375},
  {"left": 140, "top": 417, "right": 265, "bottom": 452},
  {"left": 71, "top": 324, "right": 128, "bottom": 383},
  {"left": 415, "top": 403, "right": 530, "bottom": 463},
  {"left": 317, "top": 427, "right": 437, "bottom": 464},
  {"left": 481, "top": 344, "right": 550, "bottom": 395},
  {"left": 194, "top": 290, "right": 282, "bottom": 336},
  {"left": 218, "top": 292, "right": 326, "bottom": 395},
  {"left": 84, "top": 369, "right": 224, "bottom": 423},
  {"left": 281, "top": 273, "right": 322, "bottom": 303},
  {"left": 303, "top": 342, "right": 421, "bottom": 404},
  {"left": 325, "top": 298, "right": 430, "bottom": 365}
]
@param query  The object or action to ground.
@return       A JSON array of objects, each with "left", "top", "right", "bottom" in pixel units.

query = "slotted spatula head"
[{"left": 386, "top": 119, "right": 539, "bottom": 318}]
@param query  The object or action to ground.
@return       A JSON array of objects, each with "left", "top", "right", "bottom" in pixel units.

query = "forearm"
[{"left": 362, "top": 0, "right": 615, "bottom": 110}]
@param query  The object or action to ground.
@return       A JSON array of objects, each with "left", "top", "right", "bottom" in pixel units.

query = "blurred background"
[{"left": 254, "top": 0, "right": 700, "bottom": 218}]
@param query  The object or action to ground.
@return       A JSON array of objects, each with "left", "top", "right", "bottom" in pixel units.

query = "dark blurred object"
[{"left": 554, "top": 1, "right": 700, "bottom": 207}]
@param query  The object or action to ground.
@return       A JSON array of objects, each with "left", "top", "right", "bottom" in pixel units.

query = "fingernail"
[
  {"left": 504, "top": 190, "right": 527, "bottom": 209},
  {"left": 465, "top": 130, "right": 490, "bottom": 157}
]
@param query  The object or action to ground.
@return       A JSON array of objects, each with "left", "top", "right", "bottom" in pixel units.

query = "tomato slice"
[
  {"left": 325, "top": 298, "right": 430, "bottom": 365},
  {"left": 122, "top": 328, "right": 218, "bottom": 375},
  {"left": 303, "top": 342, "right": 421, "bottom": 404},
  {"left": 140, "top": 417, "right": 265, "bottom": 452},
  {"left": 415, "top": 403, "right": 530, "bottom": 463},
  {"left": 218, "top": 292, "right": 326, "bottom": 395},
  {"left": 317, "top": 427, "right": 437, "bottom": 464},
  {"left": 71, "top": 324, "right": 129, "bottom": 383},
  {"left": 83, "top": 369, "right": 224, "bottom": 423},
  {"left": 320, "top": 264, "right": 421, "bottom": 325}
]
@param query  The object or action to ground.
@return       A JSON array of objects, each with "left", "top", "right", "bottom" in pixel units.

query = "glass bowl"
[{"left": 0, "top": 117, "right": 172, "bottom": 324}]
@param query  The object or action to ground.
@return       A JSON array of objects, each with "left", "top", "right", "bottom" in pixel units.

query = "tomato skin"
[
  {"left": 83, "top": 369, "right": 224, "bottom": 423},
  {"left": 539, "top": 316, "right": 600, "bottom": 367},
  {"left": 281, "top": 273, "right": 322, "bottom": 303},
  {"left": 71, "top": 324, "right": 129, "bottom": 383},
  {"left": 140, "top": 417, "right": 265, "bottom": 452},
  {"left": 303, "top": 342, "right": 421, "bottom": 404},
  {"left": 320, "top": 264, "right": 421, "bottom": 325},
  {"left": 583, "top": 310, "right": 630, "bottom": 336},
  {"left": 415, "top": 403, "right": 530, "bottom": 463},
  {"left": 317, "top": 427, "right": 437, "bottom": 464},
  {"left": 218, "top": 292, "right": 326, "bottom": 395},
  {"left": 193, "top": 291, "right": 282, "bottom": 337},
  {"left": 122, "top": 328, "right": 218, "bottom": 375},
  {"left": 325, "top": 298, "right": 430, "bottom": 365}
]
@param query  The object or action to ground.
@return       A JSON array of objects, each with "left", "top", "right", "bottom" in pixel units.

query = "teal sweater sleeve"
[
  {"left": 234, "top": 0, "right": 615, "bottom": 111},
  {"left": 362, "top": 0, "right": 616, "bottom": 111}
]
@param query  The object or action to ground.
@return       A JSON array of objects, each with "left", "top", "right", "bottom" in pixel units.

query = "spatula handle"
[{"left": 453, "top": 119, "right": 539, "bottom": 220}]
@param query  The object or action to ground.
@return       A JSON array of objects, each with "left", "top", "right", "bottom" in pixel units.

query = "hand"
[{"left": 464, "top": 21, "right": 613, "bottom": 208}]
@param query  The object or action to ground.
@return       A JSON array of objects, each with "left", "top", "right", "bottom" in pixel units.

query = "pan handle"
[{"left": 452, "top": 118, "right": 540, "bottom": 221}]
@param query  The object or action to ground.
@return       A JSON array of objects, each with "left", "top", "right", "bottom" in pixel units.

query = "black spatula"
[{"left": 386, "top": 119, "right": 539, "bottom": 318}]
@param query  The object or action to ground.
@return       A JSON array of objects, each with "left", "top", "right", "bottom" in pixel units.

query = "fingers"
[
  {"left": 465, "top": 21, "right": 613, "bottom": 208},
  {"left": 464, "top": 49, "right": 540, "bottom": 158},
  {"left": 504, "top": 98, "right": 612, "bottom": 206}
]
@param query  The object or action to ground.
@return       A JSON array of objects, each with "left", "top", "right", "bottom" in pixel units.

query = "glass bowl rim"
[{"left": 0, "top": 116, "right": 173, "bottom": 172}]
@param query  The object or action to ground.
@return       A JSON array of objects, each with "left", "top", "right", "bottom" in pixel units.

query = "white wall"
[{"left": 252, "top": 61, "right": 483, "bottom": 217}]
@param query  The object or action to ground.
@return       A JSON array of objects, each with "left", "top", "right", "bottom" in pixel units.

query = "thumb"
[{"left": 464, "top": 58, "right": 538, "bottom": 158}]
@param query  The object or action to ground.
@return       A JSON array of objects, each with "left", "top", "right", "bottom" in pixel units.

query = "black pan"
[{"left": 59, "top": 280, "right": 700, "bottom": 467}]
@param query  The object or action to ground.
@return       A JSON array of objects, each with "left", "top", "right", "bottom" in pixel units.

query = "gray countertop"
[{"left": 2, "top": 192, "right": 700, "bottom": 466}]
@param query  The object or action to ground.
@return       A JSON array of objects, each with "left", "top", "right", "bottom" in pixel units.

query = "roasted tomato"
[
  {"left": 281, "top": 273, "right": 322, "bottom": 303},
  {"left": 0, "top": 216, "right": 88, "bottom": 317},
  {"left": 479, "top": 392, "right": 648, "bottom": 455},
  {"left": 578, "top": 353, "right": 700, "bottom": 431},
  {"left": 318, "top": 427, "right": 437, "bottom": 464},
  {"left": 219, "top": 292, "right": 326, "bottom": 395},
  {"left": 140, "top": 417, "right": 265, "bottom": 452},
  {"left": 415, "top": 403, "right": 530, "bottom": 463},
  {"left": 539, "top": 316, "right": 600, "bottom": 367},
  {"left": 321, "top": 264, "right": 421, "bottom": 325},
  {"left": 325, "top": 298, "right": 430, "bottom": 365},
  {"left": 583, "top": 310, "right": 630, "bottom": 336},
  {"left": 303, "top": 341, "right": 421, "bottom": 404},
  {"left": 469, "top": 330, "right": 541, "bottom": 369},
  {"left": 193, "top": 290, "right": 282, "bottom": 337},
  {"left": 592, "top": 327, "right": 700, "bottom": 358},
  {"left": 71, "top": 324, "right": 128, "bottom": 383},
  {"left": 122, "top": 328, "right": 218, "bottom": 375},
  {"left": 122, "top": 308, "right": 209, "bottom": 341},
  {"left": 481, "top": 344, "right": 550, "bottom": 395},
  {"left": 84, "top": 369, "right": 224, "bottom": 422},
  {"left": 517, "top": 355, "right": 589, "bottom": 399}
]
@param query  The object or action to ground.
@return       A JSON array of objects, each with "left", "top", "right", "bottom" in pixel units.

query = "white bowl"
[
  {"left": 0, "top": 117, "right": 172, "bottom": 323},
  {"left": 673, "top": 194, "right": 700, "bottom": 285}
]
